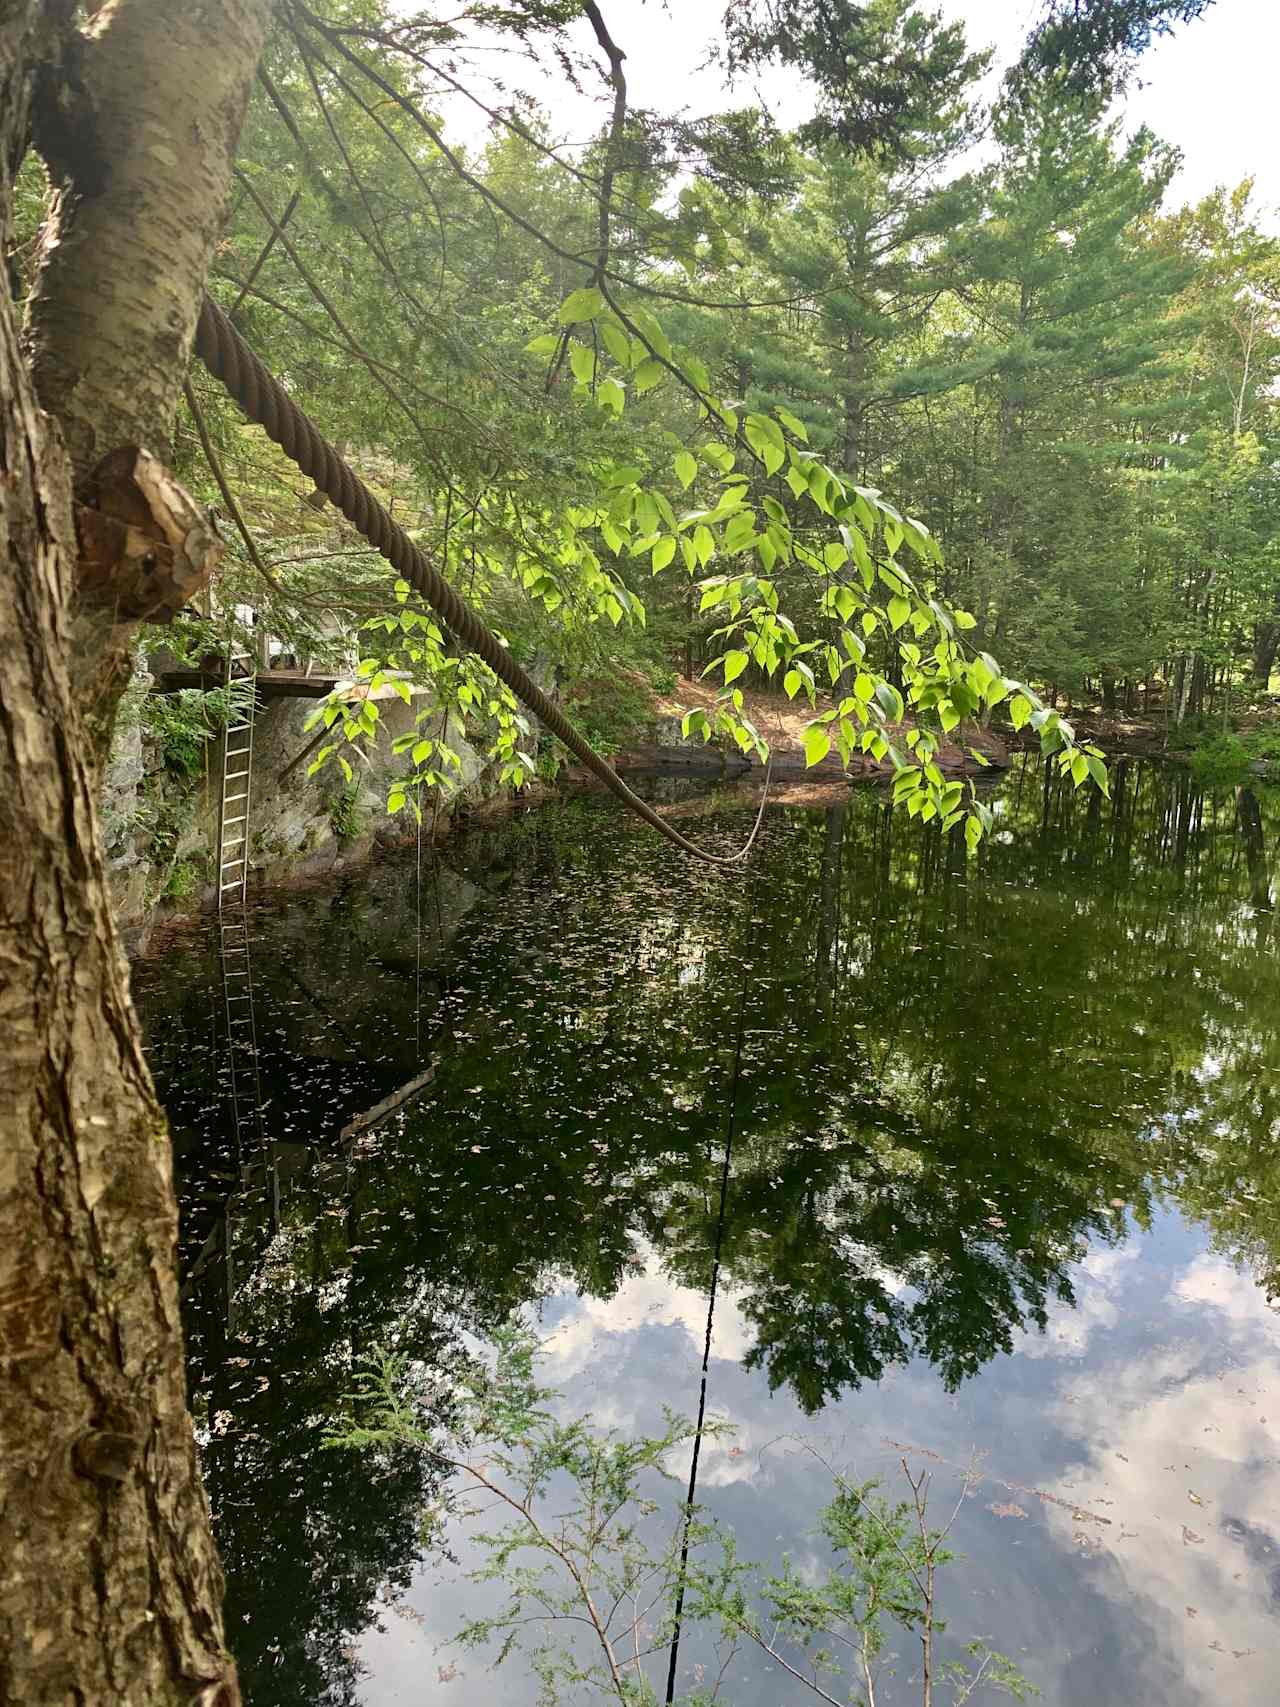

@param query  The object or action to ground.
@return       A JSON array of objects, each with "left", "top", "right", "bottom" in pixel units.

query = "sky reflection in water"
[{"left": 132, "top": 758, "right": 1280, "bottom": 1706}]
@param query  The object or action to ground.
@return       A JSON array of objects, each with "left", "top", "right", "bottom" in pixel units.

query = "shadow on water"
[{"left": 130, "top": 758, "right": 1280, "bottom": 1707}]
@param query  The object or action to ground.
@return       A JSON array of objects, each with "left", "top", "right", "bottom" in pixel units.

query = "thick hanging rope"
[{"left": 194, "top": 294, "right": 771, "bottom": 868}]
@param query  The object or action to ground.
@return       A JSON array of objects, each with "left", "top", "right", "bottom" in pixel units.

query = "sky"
[
  {"left": 440, "top": 0, "right": 1278, "bottom": 225},
  {"left": 355, "top": 1219, "right": 1280, "bottom": 1707}
]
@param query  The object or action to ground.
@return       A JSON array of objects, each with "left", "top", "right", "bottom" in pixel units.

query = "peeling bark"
[
  {"left": 1, "top": 150, "right": 235, "bottom": 1707},
  {"left": 1, "top": 2, "right": 270, "bottom": 1701},
  {"left": 26, "top": 0, "right": 272, "bottom": 754},
  {"left": 27, "top": 0, "right": 271, "bottom": 478}
]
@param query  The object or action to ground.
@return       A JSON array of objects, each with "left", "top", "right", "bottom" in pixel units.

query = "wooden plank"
[
  {"left": 153, "top": 668, "right": 339, "bottom": 698},
  {"left": 339, "top": 1063, "right": 438, "bottom": 1141}
]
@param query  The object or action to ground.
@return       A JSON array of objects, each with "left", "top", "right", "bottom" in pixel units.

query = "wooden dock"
[{"left": 154, "top": 667, "right": 339, "bottom": 699}]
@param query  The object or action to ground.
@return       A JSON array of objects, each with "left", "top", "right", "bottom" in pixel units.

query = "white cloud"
[
  {"left": 541, "top": 1242, "right": 754, "bottom": 1376},
  {"left": 1015, "top": 1242, "right": 1141, "bottom": 1360},
  {"left": 1041, "top": 1263, "right": 1280, "bottom": 1707},
  {"left": 1174, "top": 1254, "right": 1279, "bottom": 1331}
]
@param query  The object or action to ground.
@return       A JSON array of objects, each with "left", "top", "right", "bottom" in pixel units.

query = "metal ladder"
[
  {"left": 216, "top": 641, "right": 256, "bottom": 909},
  {"left": 216, "top": 642, "right": 265, "bottom": 1155}
]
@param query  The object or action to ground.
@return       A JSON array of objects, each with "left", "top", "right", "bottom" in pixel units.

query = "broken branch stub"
[{"left": 75, "top": 446, "right": 222, "bottom": 623}]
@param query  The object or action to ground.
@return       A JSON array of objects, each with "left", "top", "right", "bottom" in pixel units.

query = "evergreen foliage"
[{"left": 123, "top": 0, "right": 1271, "bottom": 805}]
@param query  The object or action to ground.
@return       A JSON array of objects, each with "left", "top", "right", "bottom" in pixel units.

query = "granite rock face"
[{"left": 106, "top": 681, "right": 493, "bottom": 942}]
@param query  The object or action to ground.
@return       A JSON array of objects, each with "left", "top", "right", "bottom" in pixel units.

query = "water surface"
[{"left": 132, "top": 759, "right": 1280, "bottom": 1706}]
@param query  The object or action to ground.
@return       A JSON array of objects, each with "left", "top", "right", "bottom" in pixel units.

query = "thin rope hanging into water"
[
  {"left": 663, "top": 873, "right": 758, "bottom": 1703},
  {"left": 194, "top": 294, "right": 772, "bottom": 869},
  {"left": 414, "top": 792, "right": 423, "bottom": 1062}
]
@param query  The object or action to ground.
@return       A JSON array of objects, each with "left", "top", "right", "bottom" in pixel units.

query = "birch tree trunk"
[{"left": 0, "top": 3, "right": 271, "bottom": 1702}]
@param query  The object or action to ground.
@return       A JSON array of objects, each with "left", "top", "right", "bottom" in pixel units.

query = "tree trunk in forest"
[
  {"left": 1252, "top": 621, "right": 1279, "bottom": 690},
  {"left": 0, "top": 3, "right": 270, "bottom": 1702}
]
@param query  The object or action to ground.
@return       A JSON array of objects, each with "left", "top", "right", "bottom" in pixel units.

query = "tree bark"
[
  {"left": 26, "top": 0, "right": 273, "bottom": 755},
  {"left": 1252, "top": 620, "right": 1279, "bottom": 690},
  {"left": 1, "top": 2, "right": 271, "bottom": 1702}
]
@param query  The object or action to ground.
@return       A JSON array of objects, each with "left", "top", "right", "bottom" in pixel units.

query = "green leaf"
[
  {"left": 524, "top": 332, "right": 559, "bottom": 356},
  {"left": 887, "top": 594, "right": 910, "bottom": 632},
  {"left": 602, "top": 465, "right": 641, "bottom": 488},
  {"left": 629, "top": 306, "right": 672, "bottom": 360},
  {"left": 600, "top": 319, "right": 631, "bottom": 364},
  {"left": 633, "top": 358, "right": 665, "bottom": 393},
  {"left": 569, "top": 344, "right": 596, "bottom": 384},
  {"left": 722, "top": 510, "right": 758, "bottom": 554},
  {"left": 745, "top": 413, "right": 785, "bottom": 475},
  {"left": 1070, "top": 752, "right": 1089, "bottom": 786},
  {"left": 651, "top": 536, "right": 676, "bottom": 572},
  {"left": 783, "top": 668, "right": 801, "bottom": 699},
  {"left": 723, "top": 649, "right": 749, "bottom": 684},
  {"left": 674, "top": 450, "right": 697, "bottom": 490},
  {"left": 803, "top": 727, "right": 831, "bottom": 768},
  {"left": 776, "top": 405, "right": 809, "bottom": 443},
  {"left": 965, "top": 814, "right": 983, "bottom": 853},
  {"left": 597, "top": 376, "right": 625, "bottom": 415},
  {"left": 1087, "top": 753, "right": 1111, "bottom": 796},
  {"left": 1009, "top": 694, "right": 1032, "bottom": 732},
  {"left": 559, "top": 286, "right": 604, "bottom": 323},
  {"left": 875, "top": 681, "right": 904, "bottom": 724}
]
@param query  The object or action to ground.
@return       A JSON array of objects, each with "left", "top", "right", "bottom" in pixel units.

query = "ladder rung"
[
  {"left": 222, "top": 815, "right": 247, "bottom": 827},
  {"left": 227, "top": 723, "right": 253, "bottom": 734},
  {"left": 221, "top": 879, "right": 245, "bottom": 890},
  {"left": 225, "top": 769, "right": 249, "bottom": 780},
  {"left": 223, "top": 791, "right": 249, "bottom": 804}
]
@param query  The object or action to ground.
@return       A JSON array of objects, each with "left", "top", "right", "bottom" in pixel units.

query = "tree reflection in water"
[{"left": 131, "top": 756, "right": 1280, "bottom": 1706}]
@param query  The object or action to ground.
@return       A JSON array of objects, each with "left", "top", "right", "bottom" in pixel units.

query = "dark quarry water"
[{"left": 132, "top": 758, "right": 1280, "bottom": 1707}]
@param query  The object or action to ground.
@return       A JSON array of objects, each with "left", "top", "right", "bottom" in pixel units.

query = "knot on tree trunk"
[
  {"left": 75, "top": 446, "right": 222, "bottom": 623},
  {"left": 73, "top": 1427, "right": 141, "bottom": 1484}
]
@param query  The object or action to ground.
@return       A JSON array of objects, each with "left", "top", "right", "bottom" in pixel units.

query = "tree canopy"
[{"left": 0, "top": 1, "right": 1254, "bottom": 1702}]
